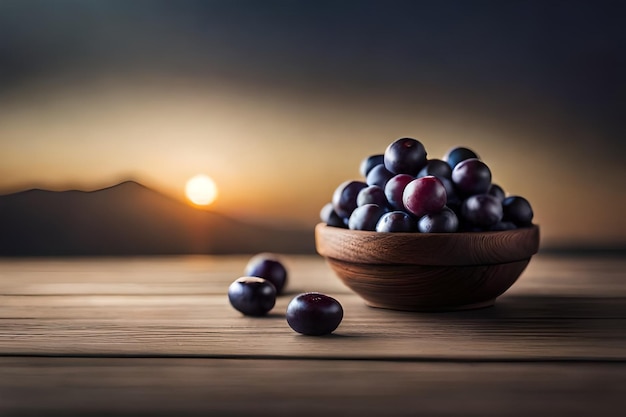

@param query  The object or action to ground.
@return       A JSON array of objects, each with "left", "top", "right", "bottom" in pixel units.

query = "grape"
[
  {"left": 502, "top": 196, "right": 534, "bottom": 226},
  {"left": 402, "top": 176, "right": 447, "bottom": 219},
  {"left": 244, "top": 253, "right": 288, "bottom": 294},
  {"left": 444, "top": 146, "right": 479, "bottom": 169},
  {"left": 439, "top": 177, "right": 460, "bottom": 205},
  {"left": 286, "top": 292, "right": 343, "bottom": 336},
  {"left": 320, "top": 202, "right": 347, "bottom": 228},
  {"left": 451, "top": 158, "right": 492, "bottom": 196},
  {"left": 332, "top": 180, "right": 367, "bottom": 218},
  {"left": 488, "top": 183, "right": 506, "bottom": 202},
  {"left": 384, "top": 174, "right": 414, "bottom": 211},
  {"left": 461, "top": 194, "right": 503, "bottom": 227},
  {"left": 417, "top": 159, "right": 452, "bottom": 180},
  {"left": 359, "top": 154, "right": 384, "bottom": 177},
  {"left": 384, "top": 138, "right": 427, "bottom": 176},
  {"left": 348, "top": 204, "right": 387, "bottom": 231},
  {"left": 357, "top": 185, "right": 389, "bottom": 208},
  {"left": 228, "top": 277, "right": 276, "bottom": 316},
  {"left": 365, "top": 164, "right": 395, "bottom": 188},
  {"left": 417, "top": 206, "right": 459, "bottom": 233},
  {"left": 376, "top": 211, "right": 416, "bottom": 232}
]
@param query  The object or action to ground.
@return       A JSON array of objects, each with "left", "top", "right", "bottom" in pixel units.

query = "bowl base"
[{"left": 364, "top": 298, "right": 496, "bottom": 312}]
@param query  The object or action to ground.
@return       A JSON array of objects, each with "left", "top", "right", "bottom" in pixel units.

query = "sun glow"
[{"left": 185, "top": 174, "right": 218, "bottom": 206}]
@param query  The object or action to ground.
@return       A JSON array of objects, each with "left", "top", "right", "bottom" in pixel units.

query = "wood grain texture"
[
  {"left": 325, "top": 258, "right": 530, "bottom": 311},
  {"left": 315, "top": 223, "right": 540, "bottom": 265},
  {"left": 1, "top": 254, "right": 623, "bottom": 296},
  {"left": 1, "top": 255, "right": 625, "bottom": 360},
  {"left": 0, "top": 255, "right": 340, "bottom": 295},
  {"left": 1, "top": 298, "right": 624, "bottom": 359},
  {"left": 0, "top": 254, "right": 625, "bottom": 415},
  {"left": 316, "top": 223, "right": 540, "bottom": 310},
  {"left": 1, "top": 357, "right": 624, "bottom": 417}
]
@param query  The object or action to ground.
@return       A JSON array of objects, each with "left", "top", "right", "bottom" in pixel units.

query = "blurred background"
[{"left": 0, "top": 0, "right": 624, "bottom": 250}]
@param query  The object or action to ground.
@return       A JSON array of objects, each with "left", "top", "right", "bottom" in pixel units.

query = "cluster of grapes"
[
  {"left": 321, "top": 137, "right": 534, "bottom": 233},
  {"left": 228, "top": 254, "right": 343, "bottom": 336}
]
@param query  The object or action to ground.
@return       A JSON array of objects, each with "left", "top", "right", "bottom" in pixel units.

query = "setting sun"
[{"left": 185, "top": 174, "right": 218, "bottom": 206}]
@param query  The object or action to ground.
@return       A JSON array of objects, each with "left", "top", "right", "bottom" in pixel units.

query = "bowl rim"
[{"left": 315, "top": 222, "right": 540, "bottom": 266}]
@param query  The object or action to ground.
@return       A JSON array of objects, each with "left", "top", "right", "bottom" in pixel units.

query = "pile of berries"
[{"left": 321, "top": 137, "right": 534, "bottom": 233}]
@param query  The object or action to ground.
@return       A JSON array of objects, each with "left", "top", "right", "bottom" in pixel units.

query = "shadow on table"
[
  {"left": 477, "top": 293, "right": 626, "bottom": 318},
  {"left": 414, "top": 294, "right": 626, "bottom": 342}
]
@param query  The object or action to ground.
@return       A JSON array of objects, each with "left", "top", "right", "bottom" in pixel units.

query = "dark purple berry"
[
  {"left": 461, "top": 194, "right": 503, "bottom": 227},
  {"left": 332, "top": 180, "right": 367, "bottom": 219},
  {"left": 451, "top": 158, "right": 492, "bottom": 196},
  {"left": 366, "top": 164, "right": 394, "bottom": 188},
  {"left": 439, "top": 177, "right": 459, "bottom": 204},
  {"left": 502, "top": 196, "right": 534, "bottom": 226},
  {"left": 348, "top": 204, "right": 387, "bottom": 231},
  {"left": 320, "top": 202, "right": 346, "bottom": 228},
  {"left": 357, "top": 185, "right": 389, "bottom": 208},
  {"left": 286, "top": 292, "right": 343, "bottom": 336},
  {"left": 417, "top": 159, "right": 452, "bottom": 179},
  {"left": 488, "top": 183, "right": 506, "bottom": 202},
  {"left": 444, "top": 146, "right": 479, "bottom": 169},
  {"left": 244, "top": 253, "right": 288, "bottom": 295},
  {"left": 402, "top": 176, "right": 447, "bottom": 219},
  {"left": 359, "top": 154, "right": 384, "bottom": 177},
  {"left": 228, "top": 277, "right": 276, "bottom": 316},
  {"left": 384, "top": 174, "right": 414, "bottom": 211},
  {"left": 417, "top": 206, "right": 459, "bottom": 233},
  {"left": 376, "top": 211, "right": 416, "bottom": 232},
  {"left": 384, "top": 138, "right": 428, "bottom": 176}
]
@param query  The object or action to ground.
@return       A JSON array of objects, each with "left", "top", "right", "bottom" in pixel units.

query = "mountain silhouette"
[{"left": 0, "top": 181, "right": 315, "bottom": 256}]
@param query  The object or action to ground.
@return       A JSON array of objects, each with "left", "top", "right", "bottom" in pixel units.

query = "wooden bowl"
[{"left": 315, "top": 223, "right": 540, "bottom": 311}]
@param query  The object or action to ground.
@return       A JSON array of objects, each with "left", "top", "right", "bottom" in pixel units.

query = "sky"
[{"left": 0, "top": 0, "right": 625, "bottom": 247}]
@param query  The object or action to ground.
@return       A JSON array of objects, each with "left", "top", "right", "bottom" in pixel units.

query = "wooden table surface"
[{"left": 1, "top": 253, "right": 625, "bottom": 416}]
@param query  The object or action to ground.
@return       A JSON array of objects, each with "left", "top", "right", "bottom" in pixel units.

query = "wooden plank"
[
  {"left": 0, "top": 255, "right": 347, "bottom": 295},
  {"left": 0, "top": 255, "right": 625, "bottom": 296},
  {"left": 517, "top": 255, "right": 626, "bottom": 295},
  {"left": 0, "top": 255, "right": 625, "bottom": 360},
  {"left": 1, "top": 292, "right": 624, "bottom": 360},
  {"left": 315, "top": 223, "right": 540, "bottom": 265},
  {"left": 0, "top": 357, "right": 624, "bottom": 416},
  {"left": 1, "top": 255, "right": 625, "bottom": 415}
]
